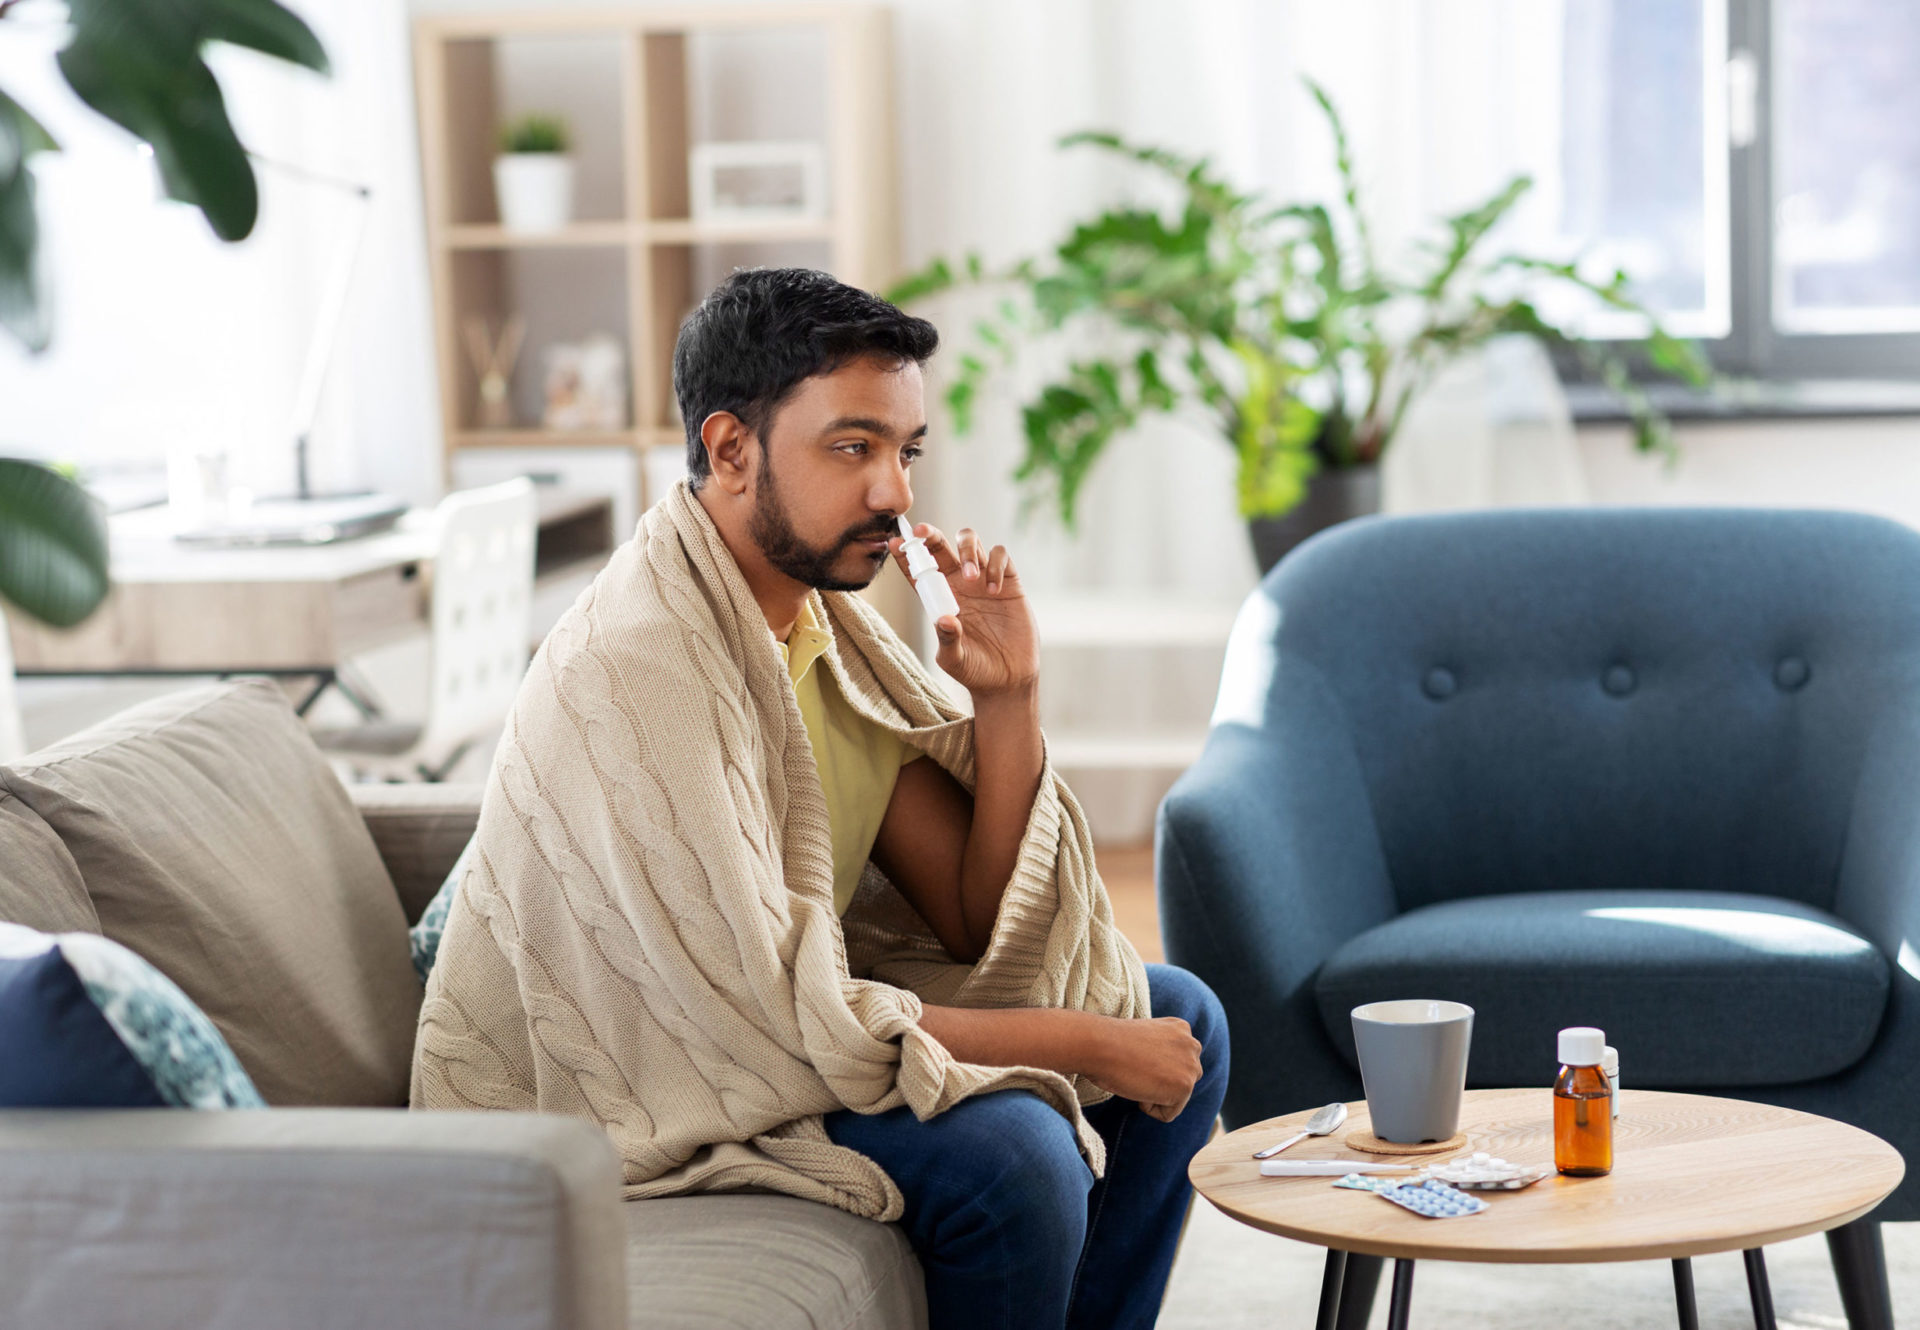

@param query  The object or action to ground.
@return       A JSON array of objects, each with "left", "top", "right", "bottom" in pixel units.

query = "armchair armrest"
[
  {"left": 1836, "top": 709, "right": 1920, "bottom": 964},
  {"left": 0, "top": 1108, "right": 625, "bottom": 1330},
  {"left": 1156, "top": 646, "right": 1397, "bottom": 1128},
  {"left": 1812, "top": 708, "right": 1920, "bottom": 1221},
  {"left": 349, "top": 782, "right": 482, "bottom": 922}
]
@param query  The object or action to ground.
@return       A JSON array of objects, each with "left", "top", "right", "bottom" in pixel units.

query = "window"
[
  {"left": 1555, "top": 0, "right": 1727, "bottom": 341},
  {"left": 1541, "top": 0, "right": 1920, "bottom": 379},
  {"left": 1772, "top": 0, "right": 1920, "bottom": 338}
]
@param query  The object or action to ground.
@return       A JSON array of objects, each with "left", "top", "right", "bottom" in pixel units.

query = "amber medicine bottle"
[{"left": 1554, "top": 1026, "right": 1613, "bottom": 1176}]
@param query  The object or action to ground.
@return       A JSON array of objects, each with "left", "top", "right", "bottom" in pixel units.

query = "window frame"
[{"left": 1581, "top": 0, "right": 1920, "bottom": 383}]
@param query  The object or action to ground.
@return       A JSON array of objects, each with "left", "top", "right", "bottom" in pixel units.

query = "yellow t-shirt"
[{"left": 775, "top": 601, "right": 915, "bottom": 915}]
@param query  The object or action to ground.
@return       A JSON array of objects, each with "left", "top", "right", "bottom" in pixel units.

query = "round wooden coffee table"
[{"left": 1190, "top": 1088, "right": 1903, "bottom": 1329}]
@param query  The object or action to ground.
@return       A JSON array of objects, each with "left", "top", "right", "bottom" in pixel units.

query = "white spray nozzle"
[{"left": 896, "top": 516, "right": 960, "bottom": 621}]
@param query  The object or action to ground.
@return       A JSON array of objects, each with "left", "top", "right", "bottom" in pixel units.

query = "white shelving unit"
[{"left": 412, "top": 4, "right": 911, "bottom": 629}]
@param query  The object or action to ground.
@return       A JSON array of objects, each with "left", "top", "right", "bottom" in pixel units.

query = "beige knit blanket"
[{"left": 411, "top": 482, "right": 1148, "bottom": 1219}]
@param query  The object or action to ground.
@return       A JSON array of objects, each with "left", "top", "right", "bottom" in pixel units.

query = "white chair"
[
  {"left": 315, "top": 479, "right": 537, "bottom": 781},
  {"left": 0, "top": 616, "right": 25, "bottom": 763}
]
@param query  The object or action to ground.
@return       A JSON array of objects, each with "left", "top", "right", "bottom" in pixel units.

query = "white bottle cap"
[
  {"left": 896, "top": 516, "right": 939, "bottom": 578},
  {"left": 1602, "top": 1045, "right": 1619, "bottom": 1076},
  {"left": 1558, "top": 1027, "right": 1606, "bottom": 1066}
]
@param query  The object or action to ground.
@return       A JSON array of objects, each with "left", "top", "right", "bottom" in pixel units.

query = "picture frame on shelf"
[
  {"left": 542, "top": 334, "right": 628, "bottom": 432},
  {"left": 688, "top": 141, "right": 828, "bottom": 224}
]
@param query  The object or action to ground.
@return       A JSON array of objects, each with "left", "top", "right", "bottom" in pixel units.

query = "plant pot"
[
  {"left": 1246, "top": 464, "right": 1381, "bottom": 575},
  {"left": 493, "top": 154, "right": 574, "bottom": 232}
]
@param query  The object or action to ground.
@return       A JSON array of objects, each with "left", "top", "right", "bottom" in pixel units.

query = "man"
[{"left": 415, "top": 268, "right": 1229, "bottom": 1330}]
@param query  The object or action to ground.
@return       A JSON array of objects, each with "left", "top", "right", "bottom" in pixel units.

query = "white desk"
[{"left": 4, "top": 492, "right": 614, "bottom": 711}]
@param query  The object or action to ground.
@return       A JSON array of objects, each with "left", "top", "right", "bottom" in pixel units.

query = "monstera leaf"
[
  {"left": 0, "top": 459, "right": 108, "bottom": 628},
  {"left": 0, "top": 0, "right": 328, "bottom": 352}
]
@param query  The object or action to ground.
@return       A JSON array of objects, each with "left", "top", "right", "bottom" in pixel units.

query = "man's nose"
[{"left": 871, "top": 460, "right": 913, "bottom": 516}]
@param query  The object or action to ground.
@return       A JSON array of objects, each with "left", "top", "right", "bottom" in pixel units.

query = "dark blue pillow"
[
  {"left": 0, "top": 922, "right": 264, "bottom": 1108},
  {"left": 0, "top": 944, "right": 167, "bottom": 1107}
]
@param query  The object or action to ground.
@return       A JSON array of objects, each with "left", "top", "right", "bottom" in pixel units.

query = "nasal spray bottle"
[{"left": 897, "top": 516, "right": 961, "bottom": 621}]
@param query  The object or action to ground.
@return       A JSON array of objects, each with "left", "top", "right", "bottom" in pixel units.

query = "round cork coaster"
[{"left": 1345, "top": 1128, "right": 1468, "bottom": 1156}]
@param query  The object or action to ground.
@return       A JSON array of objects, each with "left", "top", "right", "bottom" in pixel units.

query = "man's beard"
[{"left": 747, "top": 454, "right": 894, "bottom": 591}]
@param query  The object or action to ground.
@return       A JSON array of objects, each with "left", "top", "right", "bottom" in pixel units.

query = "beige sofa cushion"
[
  {"left": 0, "top": 680, "right": 422, "bottom": 1106},
  {"left": 623, "top": 1195, "right": 926, "bottom": 1330},
  {"left": 0, "top": 791, "right": 97, "bottom": 934}
]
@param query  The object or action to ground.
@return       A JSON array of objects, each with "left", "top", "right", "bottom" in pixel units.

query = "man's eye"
[
  {"left": 902, "top": 446, "right": 924, "bottom": 465},
  {"left": 836, "top": 440, "right": 868, "bottom": 455}
]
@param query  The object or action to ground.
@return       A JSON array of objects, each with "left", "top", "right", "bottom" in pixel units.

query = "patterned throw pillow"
[
  {"left": 0, "top": 922, "right": 265, "bottom": 1109},
  {"left": 410, "top": 835, "right": 475, "bottom": 984}
]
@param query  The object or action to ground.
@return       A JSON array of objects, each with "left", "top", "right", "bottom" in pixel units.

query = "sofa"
[
  {"left": 0, "top": 679, "right": 927, "bottom": 1330},
  {"left": 1158, "top": 508, "right": 1918, "bottom": 1330}
]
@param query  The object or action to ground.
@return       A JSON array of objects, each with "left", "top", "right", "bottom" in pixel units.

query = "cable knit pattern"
[{"left": 411, "top": 482, "right": 1148, "bottom": 1220}]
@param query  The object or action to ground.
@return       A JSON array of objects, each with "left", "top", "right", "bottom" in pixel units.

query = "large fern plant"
[
  {"left": 889, "top": 79, "right": 1710, "bottom": 529},
  {"left": 0, "top": 0, "right": 326, "bottom": 626}
]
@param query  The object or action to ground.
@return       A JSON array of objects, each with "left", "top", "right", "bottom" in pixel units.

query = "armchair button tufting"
[
  {"left": 1422, "top": 667, "right": 1457, "bottom": 700},
  {"left": 1775, "top": 656, "right": 1811, "bottom": 691},
  {"left": 1603, "top": 663, "right": 1636, "bottom": 696}
]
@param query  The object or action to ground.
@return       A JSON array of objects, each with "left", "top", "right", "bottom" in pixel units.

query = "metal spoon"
[{"left": 1252, "top": 1101, "right": 1349, "bottom": 1159}]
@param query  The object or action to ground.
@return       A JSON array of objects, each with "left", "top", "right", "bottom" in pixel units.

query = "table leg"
[
  {"left": 1314, "top": 1250, "right": 1346, "bottom": 1330},
  {"left": 291, "top": 671, "right": 336, "bottom": 717},
  {"left": 1828, "top": 1219, "right": 1896, "bottom": 1330},
  {"left": 1673, "top": 1258, "right": 1701, "bottom": 1330},
  {"left": 1337, "top": 1254, "right": 1384, "bottom": 1330},
  {"left": 1384, "top": 1259, "right": 1415, "bottom": 1330},
  {"left": 1744, "top": 1249, "right": 1778, "bottom": 1330},
  {"left": 332, "top": 661, "right": 386, "bottom": 719}
]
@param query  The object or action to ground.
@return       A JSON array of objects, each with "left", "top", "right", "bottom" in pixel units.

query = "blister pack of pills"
[
  {"left": 1373, "top": 1179, "right": 1488, "bottom": 1218},
  {"left": 1425, "top": 1152, "right": 1552, "bottom": 1192},
  {"left": 1332, "top": 1172, "right": 1426, "bottom": 1193}
]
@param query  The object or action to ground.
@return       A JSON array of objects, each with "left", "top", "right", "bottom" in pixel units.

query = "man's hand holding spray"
[{"left": 889, "top": 519, "right": 1204, "bottom": 1122}]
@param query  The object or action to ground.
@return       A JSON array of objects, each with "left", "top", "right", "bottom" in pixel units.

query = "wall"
[{"left": 1579, "top": 416, "right": 1920, "bottom": 522}]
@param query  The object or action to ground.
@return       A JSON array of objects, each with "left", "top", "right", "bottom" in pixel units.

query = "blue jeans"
[{"left": 824, "top": 964, "right": 1230, "bottom": 1330}]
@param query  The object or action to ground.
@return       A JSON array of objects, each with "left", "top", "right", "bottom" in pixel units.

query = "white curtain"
[
  {"left": 890, "top": 0, "right": 1591, "bottom": 570},
  {"left": 0, "top": 0, "right": 440, "bottom": 504},
  {"left": 880, "top": 0, "right": 1587, "bottom": 836}
]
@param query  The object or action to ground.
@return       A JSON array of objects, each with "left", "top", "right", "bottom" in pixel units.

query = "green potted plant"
[
  {"left": 0, "top": 0, "right": 329, "bottom": 629},
  {"left": 890, "top": 79, "right": 1710, "bottom": 571},
  {"left": 494, "top": 113, "right": 574, "bottom": 234}
]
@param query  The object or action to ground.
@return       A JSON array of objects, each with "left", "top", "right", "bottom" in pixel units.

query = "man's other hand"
[
  {"left": 1086, "top": 1014, "right": 1204, "bottom": 1123},
  {"left": 916, "top": 1005, "right": 1205, "bottom": 1123}
]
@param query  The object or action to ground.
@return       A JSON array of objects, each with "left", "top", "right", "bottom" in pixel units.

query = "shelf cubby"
[{"left": 414, "top": 4, "right": 900, "bottom": 524}]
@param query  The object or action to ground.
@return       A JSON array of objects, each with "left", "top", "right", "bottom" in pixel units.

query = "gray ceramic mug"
[{"left": 1350, "top": 1000, "right": 1475, "bottom": 1144}]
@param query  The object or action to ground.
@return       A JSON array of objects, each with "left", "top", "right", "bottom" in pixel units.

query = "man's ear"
[{"left": 700, "top": 412, "right": 755, "bottom": 497}]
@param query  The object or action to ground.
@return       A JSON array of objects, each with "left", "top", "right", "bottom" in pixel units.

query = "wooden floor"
[{"left": 1097, "top": 845, "right": 1162, "bottom": 963}]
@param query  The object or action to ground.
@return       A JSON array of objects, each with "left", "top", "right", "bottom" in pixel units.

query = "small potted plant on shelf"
[
  {"left": 889, "top": 79, "right": 1711, "bottom": 572},
  {"left": 494, "top": 113, "right": 574, "bottom": 234}
]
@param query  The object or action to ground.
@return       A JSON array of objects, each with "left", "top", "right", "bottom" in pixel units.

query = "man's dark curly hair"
[{"left": 673, "top": 267, "right": 939, "bottom": 488}]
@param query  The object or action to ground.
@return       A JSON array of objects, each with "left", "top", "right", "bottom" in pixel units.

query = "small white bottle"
[
  {"left": 896, "top": 516, "right": 960, "bottom": 621},
  {"left": 1603, "top": 1045, "right": 1620, "bottom": 1119}
]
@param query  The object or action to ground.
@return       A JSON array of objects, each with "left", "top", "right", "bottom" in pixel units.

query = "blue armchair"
[{"left": 1159, "top": 508, "right": 1918, "bottom": 1329}]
